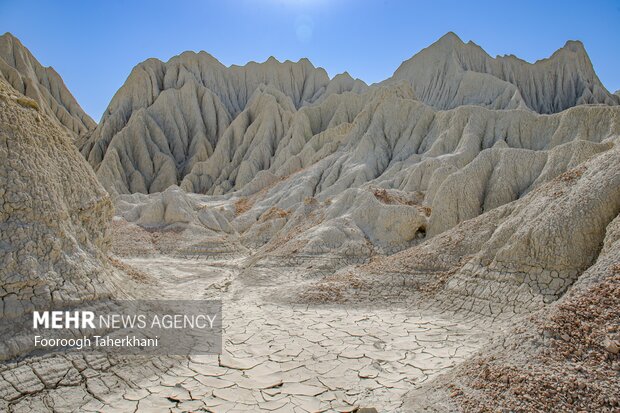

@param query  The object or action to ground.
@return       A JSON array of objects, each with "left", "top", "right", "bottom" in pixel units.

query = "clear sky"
[{"left": 1, "top": 0, "right": 618, "bottom": 121}]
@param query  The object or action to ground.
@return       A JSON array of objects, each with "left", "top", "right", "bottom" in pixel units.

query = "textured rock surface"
[
  {"left": 351, "top": 142, "right": 620, "bottom": 315},
  {"left": 80, "top": 53, "right": 367, "bottom": 194},
  {"left": 111, "top": 186, "right": 247, "bottom": 258},
  {"left": 223, "top": 92, "right": 620, "bottom": 259},
  {"left": 385, "top": 32, "right": 619, "bottom": 113},
  {"left": 0, "top": 79, "right": 116, "bottom": 360},
  {"left": 280, "top": 140, "right": 620, "bottom": 412},
  {"left": 0, "top": 33, "right": 96, "bottom": 139},
  {"left": 83, "top": 33, "right": 619, "bottom": 198},
  {"left": 403, "top": 184, "right": 620, "bottom": 412}
]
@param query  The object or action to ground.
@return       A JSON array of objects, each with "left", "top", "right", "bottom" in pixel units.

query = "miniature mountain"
[
  {"left": 385, "top": 32, "right": 619, "bottom": 113},
  {"left": 0, "top": 33, "right": 96, "bottom": 139}
]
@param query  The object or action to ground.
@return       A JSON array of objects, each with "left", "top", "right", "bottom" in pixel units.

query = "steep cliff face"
[
  {"left": 0, "top": 33, "right": 96, "bottom": 139},
  {"left": 80, "top": 52, "right": 367, "bottom": 194},
  {"left": 386, "top": 32, "right": 619, "bottom": 113}
]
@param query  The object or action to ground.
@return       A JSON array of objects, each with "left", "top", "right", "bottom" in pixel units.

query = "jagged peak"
[
  {"left": 386, "top": 32, "right": 614, "bottom": 113},
  {"left": 0, "top": 32, "right": 31, "bottom": 64},
  {"left": 332, "top": 71, "right": 354, "bottom": 80},
  {"left": 562, "top": 39, "right": 586, "bottom": 53},
  {"left": 174, "top": 50, "right": 223, "bottom": 65},
  {"left": 0, "top": 31, "right": 96, "bottom": 136},
  {"left": 436, "top": 31, "right": 464, "bottom": 46},
  {"left": 0, "top": 31, "right": 20, "bottom": 44}
]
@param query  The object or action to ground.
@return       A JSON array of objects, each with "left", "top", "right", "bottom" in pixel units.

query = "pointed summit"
[
  {"left": 428, "top": 32, "right": 467, "bottom": 53},
  {"left": 562, "top": 39, "right": 586, "bottom": 53},
  {"left": 436, "top": 31, "right": 464, "bottom": 45},
  {"left": 0, "top": 32, "right": 95, "bottom": 137},
  {"left": 386, "top": 34, "right": 618, "bottom": 113}
]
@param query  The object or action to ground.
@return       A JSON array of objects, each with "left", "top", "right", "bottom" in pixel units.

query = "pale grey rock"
[
  {"left": 0, "top": 33, "right": 95, "bottom": 139},
  {"left": 427, "top": 138, "right": 614, "bottom": 236},
  {"left": 0, "top": 79, "right": 115, "bottom": 359},
  {"left": 117, "top": 186, "right": 234, "bottom": 233},
  {"left": 361, "top": 139, "right": 620, "bottom": 316},
  {"left": 403, "top": 175, "right": 620, "bottom": 412},
  {"left": 231, "top": 86, "right": 620, "bottom": 256},
  {"left": 385, "top": 32, "right": 619, "bottom": 113},
  {"left": 81, "top": 52, "right": 368, "bottom": 194},
  {"left": 84, "top": 33, "right": 618, "bottom": 201}
]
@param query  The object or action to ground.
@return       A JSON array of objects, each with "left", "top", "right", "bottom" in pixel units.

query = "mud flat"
[{"left": 0, "top": 255, "right": 497, "bottom": 412}]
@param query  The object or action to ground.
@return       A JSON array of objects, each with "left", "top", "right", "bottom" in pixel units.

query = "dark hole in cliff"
[{"left": 416, "top": 225, "right": 426, "bottom": 238}]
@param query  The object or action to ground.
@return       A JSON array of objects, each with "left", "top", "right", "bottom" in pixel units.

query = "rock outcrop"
[
  {"left": 0, "top": 78, "right": 114, "bottom": 360},
  {"left": 1, "top": 31, "right": 619, "bottom": 413},
  {"left": 401, "top": 150, "right": 620, "bottom": 411},
  {"left": 385, "top": 32, "right": 619, "bottom": 113},
  {"left": 284, "top": 135, "right": 620, "bottom": 411},
  {"left": 83, "top": 33, "right": 618, "bottom": 198},
  {"left": 111, "top": 186, "right": 246, "bottom": 258},
  {"left": 0, "top": 33, "right": 96, "bottom": 139},
  {"left": 223, "top": 87, "right": 620, "bottom": 259},
  {"left": 80, "top": 53, "right": 367, "bottom": 194}
]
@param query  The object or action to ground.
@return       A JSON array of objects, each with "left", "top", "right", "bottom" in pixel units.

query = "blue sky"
[{"left": 1, "top": 0, "right": 618, "bottom": 121}]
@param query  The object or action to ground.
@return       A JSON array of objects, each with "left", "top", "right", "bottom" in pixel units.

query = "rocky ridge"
[
  {"left": 386, "top": 32, "right": 619, "bottom": 113},
  {"left": 80, "top": 53, "right": 367, "bottom": 194},
  {"left": 0, "top": 33, "right": 96, "bottom": 139},
  {"left": 81, "top": 33, "right": 619, "bottom": 199}
]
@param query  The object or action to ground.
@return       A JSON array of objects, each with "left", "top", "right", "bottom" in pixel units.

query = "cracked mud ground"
[{"left": 0, "top": 257, "right": 496, "bottom": 412}]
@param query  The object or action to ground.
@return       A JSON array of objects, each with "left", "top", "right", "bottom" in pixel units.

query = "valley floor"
[{"left": 1, "top": 255, "right": 501, "bottom": 413}]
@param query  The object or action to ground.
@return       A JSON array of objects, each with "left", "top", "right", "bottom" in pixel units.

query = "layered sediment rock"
[{"left": 402, "top": 154, "right": 620, "bottom": 411}]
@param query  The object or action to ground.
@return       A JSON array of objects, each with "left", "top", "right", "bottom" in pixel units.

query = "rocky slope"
[
  {"left": 398, "top": 146, "right": 620, "bottom": 411},
  {"left": 0, "top": 33, "right": 96, "bottom": 139},
  {"left": 80, "top": 53, "right": 367, "bottom": 194},
  {"left": 0, "top": 78, "right": 124, "bottom": 360},
  {"left": 286, "top": 133, "right": 620, "bottom": 411},
  {"left": 385, "top": 32, "right": 619, "bottom": 113},
  {"left": 82, "top": 33, "right": 619, "bottom": 198},
  {"left": 214, "top": 88, "right": 620, "bottom": 261},
  {"left": 1, "top": 32, "right": 619, "bottom": 412},
  {"left": 93, "top": 82, "right": 620, "bottom": 264}
]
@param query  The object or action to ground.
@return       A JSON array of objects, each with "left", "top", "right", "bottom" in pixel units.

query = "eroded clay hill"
[
  {"left": 80, "top": 53, "right": 367, "bottom": 194},
  {"left": 81, "top": 33, "right": 619, "bottom": 200},
  {"left": 385, "top": 32, "right": 619, "bottom": 113},
  {"left": 0, "top": 33, "right": 96, "bottom": 139},
  {"left": 0, "top": 78, "right": 122, "bottom": 360},
  {"left": 76, "top": 34, "right": 620, "bottom": 273},
  {"left": 397, "top": 146, "right": 620, "bottom": 412},
  {"left": 288, "top": 125, "right": 620, "bottom": 412}
]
